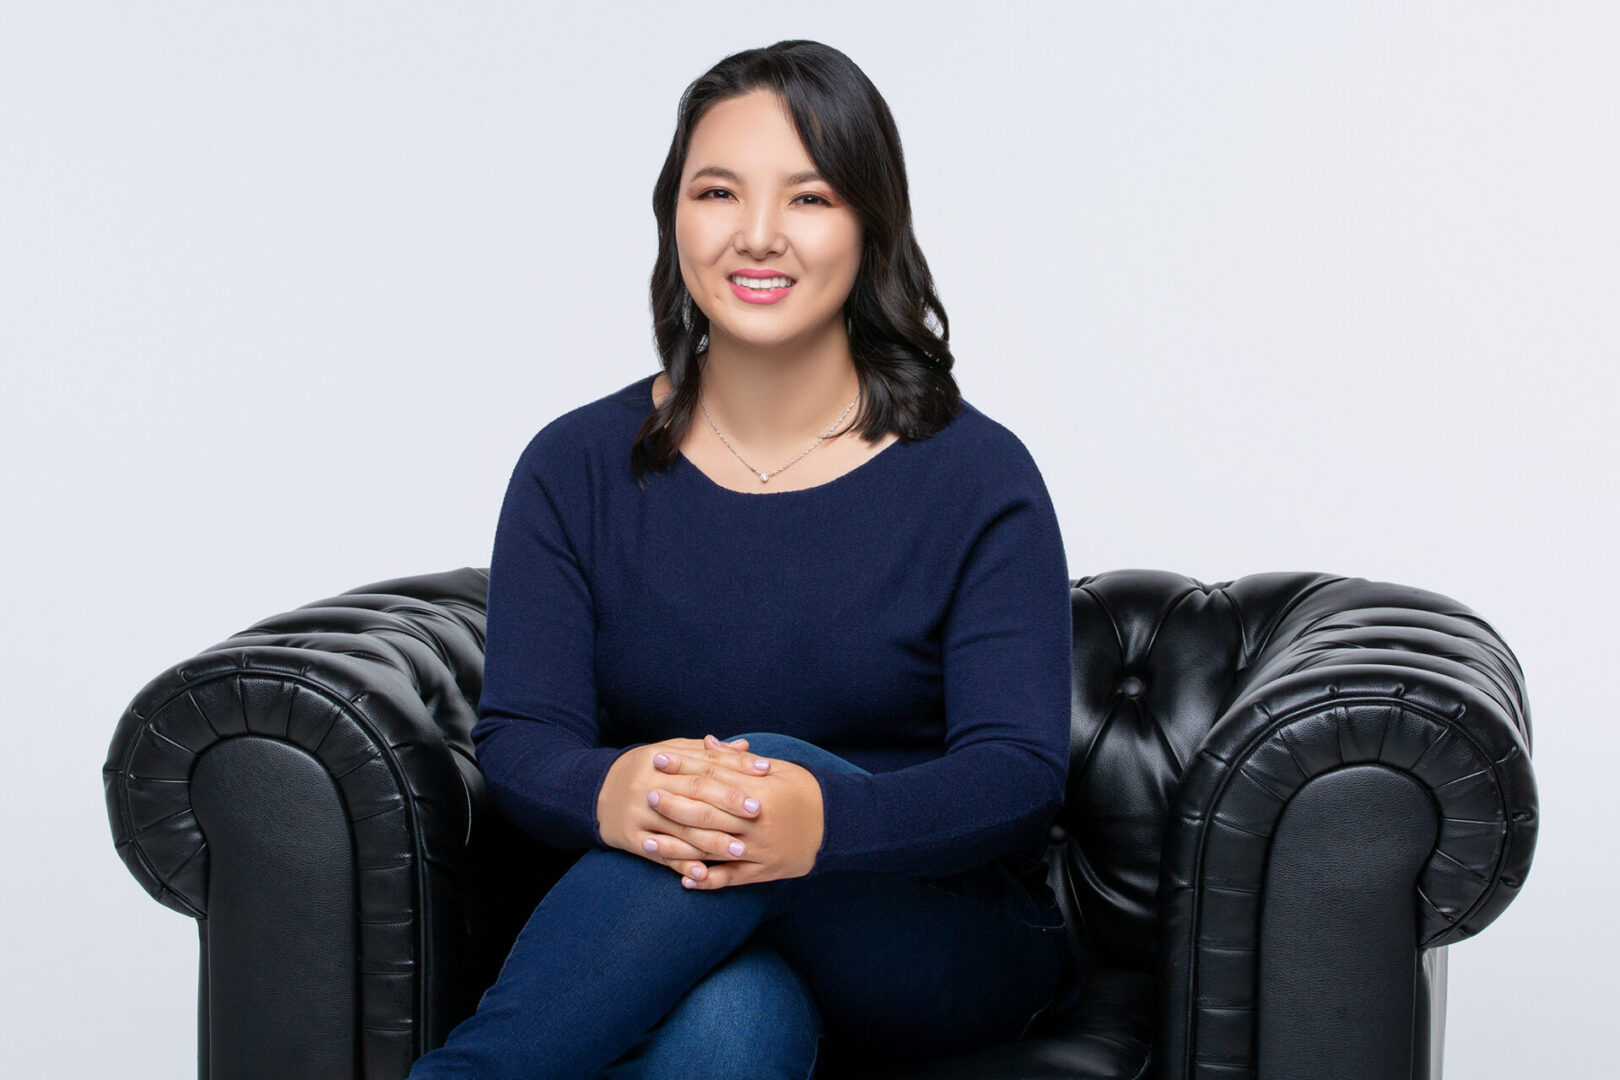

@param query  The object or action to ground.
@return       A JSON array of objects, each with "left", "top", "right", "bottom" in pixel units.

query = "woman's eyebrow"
[{"left": 689, "top": 166, "right": 825, "bottom": 186}]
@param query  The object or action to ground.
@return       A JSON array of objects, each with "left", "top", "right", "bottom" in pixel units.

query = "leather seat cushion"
[{"left": 815, "top": 966, "right": 1153, "bottom": 1079}]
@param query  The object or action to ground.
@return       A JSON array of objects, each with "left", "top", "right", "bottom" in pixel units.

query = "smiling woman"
[
  {"left": 675, "top": 93, "right": 861, "bottom": 349},
  {"left": 405, "top": 38, "right": 1079, "bottom": 1080},
  {"left": 635, "top": 41, "right": 963, "bottom": 497}
]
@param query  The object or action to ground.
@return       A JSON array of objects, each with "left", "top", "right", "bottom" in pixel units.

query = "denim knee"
[
  {"left": 723, "top": 732, "right": 868, "bottom": 778},
  {"left": 601, "top": 939, "right": 821, "bottom": 1080},
  {"left": 723, "top": 732, "right": 812, "bottom": 755}
]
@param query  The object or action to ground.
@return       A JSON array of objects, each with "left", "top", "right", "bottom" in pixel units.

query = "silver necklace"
[{"left": 699, "top": 383, "right": 862, "bottom": 484}]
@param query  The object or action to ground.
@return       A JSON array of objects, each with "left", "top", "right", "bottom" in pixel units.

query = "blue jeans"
[{"left": 408, "top": 733, "right": 1073, "bottom": 1079}]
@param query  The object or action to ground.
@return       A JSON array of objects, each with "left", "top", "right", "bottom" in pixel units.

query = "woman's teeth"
[{"left": 730, "top": 275, "right": 794, "bottom": 290}]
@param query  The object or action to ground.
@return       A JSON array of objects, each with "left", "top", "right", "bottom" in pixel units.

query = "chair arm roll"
[{"left": 1155, "top": 581, "right": 1538, "bottom": 1079}]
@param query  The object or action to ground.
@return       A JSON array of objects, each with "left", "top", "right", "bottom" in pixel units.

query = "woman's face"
[{"left": 675, "top": 89, "right": 862, "bottom": 357}]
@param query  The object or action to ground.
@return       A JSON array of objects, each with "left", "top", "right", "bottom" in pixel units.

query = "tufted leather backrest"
[{"left": 1058, "top": 569, "right": 1287, "bottom": 974}]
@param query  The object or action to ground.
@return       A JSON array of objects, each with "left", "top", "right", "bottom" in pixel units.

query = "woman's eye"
[{"left": 696, "top": 189, "right": 830, "bottom": 206}]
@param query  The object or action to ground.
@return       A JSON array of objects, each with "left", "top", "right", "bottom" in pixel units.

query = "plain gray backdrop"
[{"left": 5, "top": 2, "right": 1614, "bottom": 1075}]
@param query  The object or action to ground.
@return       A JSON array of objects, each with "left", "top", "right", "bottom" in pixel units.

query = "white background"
[{"left": 4, "top": 2, "right": 1614, "bottom": 1075}]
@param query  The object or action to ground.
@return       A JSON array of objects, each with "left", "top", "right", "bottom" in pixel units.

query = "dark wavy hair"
[{"left": 630, "top": 39, "right": 961, "bottom": 486}]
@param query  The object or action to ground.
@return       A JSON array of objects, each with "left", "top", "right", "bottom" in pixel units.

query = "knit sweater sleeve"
[
  {"left": 796, "top": 441, "right": 1073, "bottom": 878},
  {"left": 468, "top": 426, "right": 647, "bottom": 852}
]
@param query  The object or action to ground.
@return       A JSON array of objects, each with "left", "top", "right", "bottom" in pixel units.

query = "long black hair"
[{"left": 631, "top": 39, "right": 961, "bottom": 486}]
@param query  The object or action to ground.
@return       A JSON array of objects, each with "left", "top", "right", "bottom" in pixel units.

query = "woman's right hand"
[{"left": 596, "top": 736, "right": 773, "bottom": 880}]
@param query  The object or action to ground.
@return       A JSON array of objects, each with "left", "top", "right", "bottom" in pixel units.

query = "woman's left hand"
[{"left": 646, "top": 733, "right": 825, "bottom": 889}]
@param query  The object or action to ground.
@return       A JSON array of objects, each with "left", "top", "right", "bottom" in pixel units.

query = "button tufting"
[
  {"left": 1048, "top": 824, "right": 1068, "bottom": 844},
  {"left": 1120, "top": 675, "right": 1145, "bottom": 698}
]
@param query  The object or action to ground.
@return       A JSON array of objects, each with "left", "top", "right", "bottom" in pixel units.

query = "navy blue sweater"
[{"left": 471, "top": 372, "right": 1073, "bottom": 897}]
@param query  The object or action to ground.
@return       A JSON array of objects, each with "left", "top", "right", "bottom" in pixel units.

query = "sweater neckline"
[
  {"left": 638, "top": 373, "right": 904, "bottom": 498},
  {"left": 675, "top": 439, "right": 901, "bottom": 498}
]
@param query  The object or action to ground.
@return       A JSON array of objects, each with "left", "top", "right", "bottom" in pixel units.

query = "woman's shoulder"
[
  {"left": 928, "top": 397, "right": 1047, "bottom": 491},
  {"left": 516, "top": 373, "right": 655, "bottom": 467}
]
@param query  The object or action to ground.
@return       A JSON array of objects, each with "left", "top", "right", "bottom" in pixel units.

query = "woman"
[{"left": 409, "top": 39, "right": 1081, "bottom": 1080}]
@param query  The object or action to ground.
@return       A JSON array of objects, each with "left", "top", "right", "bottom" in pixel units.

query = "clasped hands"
[{"left": 596, "top": 734, "right": 825, "bottom": 890}]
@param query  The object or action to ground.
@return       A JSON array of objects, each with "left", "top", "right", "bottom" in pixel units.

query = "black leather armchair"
[{"left": 104, "top": 567, "right": 1537, "bottom": 1079}]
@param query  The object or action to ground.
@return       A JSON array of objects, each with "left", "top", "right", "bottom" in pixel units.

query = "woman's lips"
[{"left": 728, "top": 278, "right": 794, "bottom": 304}]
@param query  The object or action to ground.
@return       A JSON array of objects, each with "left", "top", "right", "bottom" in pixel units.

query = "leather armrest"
[
  {"left": 1154, "top": 574, "right": 1539, "bottom": 1078},
  {"left": 103, "top": 566, "right": 493, "bottom": 1073}
]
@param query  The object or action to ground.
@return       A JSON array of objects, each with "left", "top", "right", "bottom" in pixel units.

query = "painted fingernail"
[
  {"left": 743, "top": 797, "right": 759, "bottom": 814},
  {"left": 653, "top": 752, "right": 670, "bottom": 768},
  {"left": 753, "top": 759, "right": 768, "bottom": 770},
  {"left": 682, "top": 877, "right": 695, "bottom": 888},
  {"left": 729, "top": 841, "right": 745, "bottom": 857},
  {"left": 644, "top": 838, "right": 658, "bottom": 853},
  {"left": 691, "top": 864, "right": 705, "bottom": 878},
  {"left": 647, "top": 791, "right": 660, "bottom": 806}
]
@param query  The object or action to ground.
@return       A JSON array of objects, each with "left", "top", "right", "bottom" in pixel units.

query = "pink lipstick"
[{"left": 727, "top": 268, "right": 796, "bottom": 305}]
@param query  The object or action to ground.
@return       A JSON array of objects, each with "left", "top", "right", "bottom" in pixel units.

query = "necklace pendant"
[{"left": 760, "top": 471, "right": 770, "bottom": 483}]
